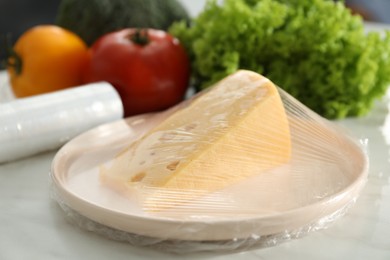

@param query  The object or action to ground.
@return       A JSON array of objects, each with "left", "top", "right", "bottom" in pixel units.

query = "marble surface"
[
  {"left": 1, "top": 86, "right": 390, "bottom": 260},
  {"left": 1, "top": 3, "right": 390, "bottom": 259},
  {"left": 1, "top": 77, "right": 390, "bottom": 259},
  {"left": 2, "top": 92, "right": 390, "bottom": 260}
]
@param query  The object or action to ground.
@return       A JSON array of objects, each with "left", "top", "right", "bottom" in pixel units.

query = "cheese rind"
[{"left": 100, "top": 70, "right": 291, "bottom": 210}]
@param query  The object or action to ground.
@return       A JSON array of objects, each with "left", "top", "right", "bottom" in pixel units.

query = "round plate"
[{"left": 51, "top": 110, "right": 368, "bottom": 242}]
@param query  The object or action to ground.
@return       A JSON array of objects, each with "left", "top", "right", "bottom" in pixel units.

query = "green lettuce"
[{"left": 170, "top": 0, "right": 390, "bottom": 119}]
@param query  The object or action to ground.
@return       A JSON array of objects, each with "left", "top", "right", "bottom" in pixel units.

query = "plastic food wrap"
[
  {"left": 0, "top": 82, "right": 123, "bottom": 164},
  {"left": 50, "top": 70, "right": 368, "bottom": 253}
]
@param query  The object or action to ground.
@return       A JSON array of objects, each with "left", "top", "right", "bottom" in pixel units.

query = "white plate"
[{"left": 50, "top": 106, "right": 368, "bottom": 242}]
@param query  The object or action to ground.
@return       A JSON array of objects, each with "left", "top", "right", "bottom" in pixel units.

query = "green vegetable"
[
  {"left": 56, "top": 0, "right": 190, "bottom": 46},
  {"left": 170, "top": 0, "right": 390, "bottom": 119}
]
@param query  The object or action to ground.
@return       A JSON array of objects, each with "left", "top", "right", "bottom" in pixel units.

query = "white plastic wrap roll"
[{"left": 0, "top": 82, "right": 123, "bottom": 164}]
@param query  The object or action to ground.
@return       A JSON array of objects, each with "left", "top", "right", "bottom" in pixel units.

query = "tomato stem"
[
  {"left": 130, "top": 29, "right": 149, "bottom": 46},
  {"left": 2, "top": 34, "right": 22, "bottom": 75}
]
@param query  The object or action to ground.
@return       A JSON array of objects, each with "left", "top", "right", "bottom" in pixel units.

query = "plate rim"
[{"left": 50, "top": 115, "right": 369, "bottom": 241}]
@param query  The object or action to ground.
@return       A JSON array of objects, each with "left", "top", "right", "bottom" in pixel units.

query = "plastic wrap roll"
[{"left": 0, "top": 82, "right": 123, "bottom": 164}]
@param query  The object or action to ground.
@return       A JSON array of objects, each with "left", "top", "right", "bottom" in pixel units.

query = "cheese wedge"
[{"left": 100, "top": 70, "right": 291, "bottom": 210}]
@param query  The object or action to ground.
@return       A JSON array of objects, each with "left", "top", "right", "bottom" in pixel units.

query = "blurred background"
[
  {"left": 345, "top": 0, "right": 390, "bottom": 23},
  {"left": 0, "top": 0, "right": 389, "bottom": 69},
  {"left": 0, "top": 0, "right": 204, "bottom": 69}
]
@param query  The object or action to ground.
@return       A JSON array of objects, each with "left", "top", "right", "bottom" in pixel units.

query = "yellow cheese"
[{"left": 100, "top": 70, "right": 291, "bottom": 210}]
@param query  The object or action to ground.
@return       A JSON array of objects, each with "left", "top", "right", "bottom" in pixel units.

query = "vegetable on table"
[
  {"left": 169, "top": 0, "right": 390, "bottom": 119},
  {"left": 55, "top": 0, "right": 190, "bottom": 46},
  {"left": 6, "top": 25, "right": 89, "bottom": 98},
  {"left": 83, "top": 28, "right": 190, "bottom": 117}
]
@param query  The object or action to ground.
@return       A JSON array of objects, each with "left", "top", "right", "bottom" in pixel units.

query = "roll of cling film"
[{"left": 0, "top": 82, "right": 123, "bottom": 164}]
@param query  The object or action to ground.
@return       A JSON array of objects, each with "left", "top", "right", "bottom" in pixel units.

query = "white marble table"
[
  {"left": 1, "top": 4, "right": 390, "bottom": 259},
  {"left": 2, "top": 92, "right": 390, "bottom": 260}
]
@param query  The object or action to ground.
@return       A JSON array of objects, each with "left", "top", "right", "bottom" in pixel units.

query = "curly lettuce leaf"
[{"left": 170, "top": 0, "right": 390, "bottom": 119}]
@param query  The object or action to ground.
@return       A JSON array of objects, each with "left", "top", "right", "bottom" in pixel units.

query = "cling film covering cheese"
[
  {"left": 51, "top": 69, "right": 369, "bottom": 253},
  {"left": 100, "top": 70, "right": 291, "bottom": 211}
]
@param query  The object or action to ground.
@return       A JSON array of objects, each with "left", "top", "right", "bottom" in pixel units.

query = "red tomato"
[{"left": 83, "top": 28, "right": 190, "bottom": 117}]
